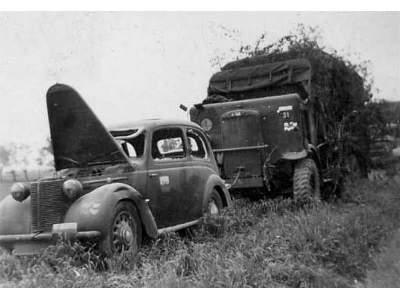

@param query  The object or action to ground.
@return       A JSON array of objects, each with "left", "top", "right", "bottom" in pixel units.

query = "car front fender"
[
  {"left": 0, "top": 194, "right": 31, "bottom": 235},
  {"left": 64, "top": 183, "right": 158, "bottom": 239},
  {"left": 202, "top": 174, "right": 231, "bottom": 211}
]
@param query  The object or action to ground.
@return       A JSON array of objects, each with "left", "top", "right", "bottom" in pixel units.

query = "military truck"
[{"left": 190, "top": 51, "right": 369, "bottom": 203}]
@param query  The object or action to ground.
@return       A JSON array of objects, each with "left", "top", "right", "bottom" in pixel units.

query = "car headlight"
[
  {"left": 11, "top": 182, "right": 30, "bottom": 202},
  {"left": 62, "top": 179, "right": 83, "bottom": 200}
]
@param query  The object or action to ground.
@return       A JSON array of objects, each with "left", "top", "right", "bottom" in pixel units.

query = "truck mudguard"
[
  {"left": 281, "top": 149, "right": 308, "bottom": 160},
  {"left": 64, "top": 183, "right": 158, "bottom": 239},
  {"left": 306, "top": 143, "right": 321, "bottom": 169}
]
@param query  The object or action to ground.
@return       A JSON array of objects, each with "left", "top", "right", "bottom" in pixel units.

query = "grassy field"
[
  {"left": 360, "top": 231, "right": 400, "bottom": 288},
  {"left": 0, "top": 178, "right": 400, "bottom": 287}
]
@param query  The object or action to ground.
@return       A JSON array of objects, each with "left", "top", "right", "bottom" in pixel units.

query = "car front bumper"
[{"left": 0, "top": 223, "right": 101, "bottom": 255}]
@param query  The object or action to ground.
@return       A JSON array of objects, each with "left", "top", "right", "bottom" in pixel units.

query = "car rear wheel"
[
  {"left": 201, "top": 189, "right": 225, "bottom": 237},
  {"left": 99, "top": 201, "right": 142, "bottom": 259},
  {"left": 293, "top": 158, "right": 321, "bottom": 206},
  {"left": 206, "top": 189, "right": 223, "bottom": 217}
]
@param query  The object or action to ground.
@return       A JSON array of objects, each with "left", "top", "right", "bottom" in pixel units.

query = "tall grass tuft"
[{"left": 0, "top": 178, "right": 399, "bottom": 287}]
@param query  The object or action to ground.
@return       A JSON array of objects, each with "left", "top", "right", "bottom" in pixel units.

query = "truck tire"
[
  {"left": 99, "top": 201, "right": 142, "bottom": 259},
  {"left": 293, "top": 158, "right": 321, "bottom": 206}
]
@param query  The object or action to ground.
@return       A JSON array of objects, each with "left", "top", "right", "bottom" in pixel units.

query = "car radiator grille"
[{"left": 31, "top": 180, "right": 70, "bottom": 232}]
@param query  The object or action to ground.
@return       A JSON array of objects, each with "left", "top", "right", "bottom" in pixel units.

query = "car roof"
[{"left": 108, "top": 118, "right": 202, "bottom": 131}]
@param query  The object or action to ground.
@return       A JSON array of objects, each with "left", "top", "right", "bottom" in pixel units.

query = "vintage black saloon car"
[{"left": 0, "top": 84, "right": 230, "bottom": 256}]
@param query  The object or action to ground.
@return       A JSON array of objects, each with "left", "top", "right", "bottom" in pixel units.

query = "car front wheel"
[{"left": 99, "top": 201, "right": 142, "bottom": 259}]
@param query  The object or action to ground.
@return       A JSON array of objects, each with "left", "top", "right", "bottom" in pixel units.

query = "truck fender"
[
  {"left": 0, "top": 195, "right": 31, "bottom": 235},
  {"left": 64, "top": 183, "right": 158, "bottom": 239},
  {"left": 306, "top": 144, "right": 321, "bottom": 170},
  {"left": 202, "top": 174, "right": 231, "bottom": 212},
  {"left": 281, "top": 149, "right": 308, "bottom": 160}
]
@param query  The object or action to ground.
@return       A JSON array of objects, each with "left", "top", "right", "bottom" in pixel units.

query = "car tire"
[
  {"left": 293, "top": 158, "right": 321, "bottom": 206},
  {"left": 206, "top": 189, "right": 223, "bottom": 217},
  {"left": 99, "top": 201, "right": 142, "bottom": 259},
  {"left": 202, "top": 189, "right": 225, "bottom": 237}
]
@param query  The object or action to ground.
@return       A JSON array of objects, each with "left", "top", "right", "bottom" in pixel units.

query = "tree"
[
  {"left": 0, "top": 145, "right": 11, "bottom": 166},
  {"left": 36, "top": 137, "right": 54, "bottom": 167}
]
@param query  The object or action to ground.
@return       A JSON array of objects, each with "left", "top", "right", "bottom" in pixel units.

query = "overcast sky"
[{"left": 0, "top": 11, "right": 399, "bottom": 149}]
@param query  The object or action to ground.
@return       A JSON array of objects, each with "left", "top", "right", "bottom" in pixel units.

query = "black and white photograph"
[{"left": 0, "top": 4, "right": 400, "bottom": 289}]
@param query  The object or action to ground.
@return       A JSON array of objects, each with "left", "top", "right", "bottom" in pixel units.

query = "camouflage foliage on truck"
[{"left": 203, "top": 28, "right": 374, "bottom": 177}]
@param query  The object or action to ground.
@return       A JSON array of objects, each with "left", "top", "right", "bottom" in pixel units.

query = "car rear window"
[{"left": 152, "top": 128, "right": 186, "bottom": 160}]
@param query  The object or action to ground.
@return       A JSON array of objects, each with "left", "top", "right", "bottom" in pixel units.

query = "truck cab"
[{"left": 190, "top": 94, "right": 309, "bottom": 192}]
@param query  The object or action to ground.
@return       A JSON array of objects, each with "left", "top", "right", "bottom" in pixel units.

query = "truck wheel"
[
  {"left": 99, "top": 201, "right": 142, "bottom": 259},
  {"left": 206, "top": 189, "right": 223, "bottom": 217},
  {"left": 293, "top": 158, "right": 321, "bottom": 206}
]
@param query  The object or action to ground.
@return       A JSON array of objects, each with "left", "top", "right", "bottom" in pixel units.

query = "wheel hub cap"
[{"left": 118, "top": 222, "right": 133, "bottom": 246}]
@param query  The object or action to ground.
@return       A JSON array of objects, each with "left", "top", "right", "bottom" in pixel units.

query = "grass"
[
  {"left": 1, "top": 178, "right": 400, "bottom": 287},
  {"left": 361, "top": 230, "right": 400, "bottom": 288}
]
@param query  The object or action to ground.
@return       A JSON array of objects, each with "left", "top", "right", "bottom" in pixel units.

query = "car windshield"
[{"left": 110, "top": 129, "right": 146, "bottom": 159}]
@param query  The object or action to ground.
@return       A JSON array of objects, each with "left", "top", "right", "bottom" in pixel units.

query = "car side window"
[
  {"left": 116, "top": 133, "right": 145, "bottom": 158},
  {"left": 187, "top": 129, "right": 209, "bottom": 160},
  {"left": 152, "top": 128, "right": 186, "bottom": 160}
]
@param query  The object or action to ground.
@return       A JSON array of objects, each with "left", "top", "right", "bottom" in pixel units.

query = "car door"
[
  {"left": 145, "top": 126, "right": 193, "bottom": 228},
  {"left": 185, "top": 127, "right": 217, "bottom": 219}
]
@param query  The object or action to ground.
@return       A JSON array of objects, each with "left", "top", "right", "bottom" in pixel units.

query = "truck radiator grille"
[{"left": 31, "top": 180, "right": 70, "bottom": 232}]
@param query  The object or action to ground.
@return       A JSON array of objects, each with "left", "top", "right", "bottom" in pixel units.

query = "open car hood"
[{"left": 46, "top": 84, "right": 129, "bottom": 170}]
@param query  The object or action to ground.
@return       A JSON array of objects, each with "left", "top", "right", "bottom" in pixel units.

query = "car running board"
[{"left": 157, "top": 219, "right": 201, "bottom": 235}]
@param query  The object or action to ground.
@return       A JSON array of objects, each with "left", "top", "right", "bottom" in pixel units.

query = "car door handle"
[{"left": 149, "top": 173, "right": 159, "bottom": 178}]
